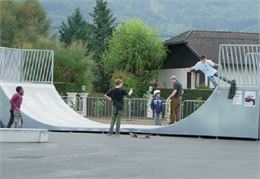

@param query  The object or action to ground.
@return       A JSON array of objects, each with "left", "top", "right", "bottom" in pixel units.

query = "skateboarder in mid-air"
[
  {"left": 7, "top": 86, "right": 24, "bottom": 128},
  {"left": 105, "top": 79, "right": 133, "bottom": 135},
  {"left": 184, "top": 55, "right": 236, "bottom": 87}
]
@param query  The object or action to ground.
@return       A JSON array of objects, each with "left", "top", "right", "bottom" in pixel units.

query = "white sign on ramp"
[
  {"left": 244, "top": 91, "right": 256, "bottom": 107},
  {"left": 233, "top": 90, "right": 242, "bottom": 105}
]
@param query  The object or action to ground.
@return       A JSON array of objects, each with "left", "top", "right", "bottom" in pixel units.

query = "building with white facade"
[{"left": 158, "top": 30, "right": 260, "bottom": 89}]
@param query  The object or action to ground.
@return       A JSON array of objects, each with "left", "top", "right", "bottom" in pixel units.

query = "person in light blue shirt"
[{"left": 185, "top": 55, "right": 235, "bottom": 87}]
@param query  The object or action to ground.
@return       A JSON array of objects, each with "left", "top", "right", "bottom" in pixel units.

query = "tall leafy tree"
[
  {"left": 0, "top": 0, "right": 16, "bottom": 46},
  {"left": 89, "top": 0, "right": 116, "bottom": 57},
  {"left": 0, "top": 0, "right": 50, "bottom": 47},
  {"left": 59, "top": 8, "right": 92, "bottom": 46},
  {"left": 89, "top": 0, "right": 116, "bottom": 92},
  {"left": 54, "top": 42, "right": 95, "bottom": 92},
  {"left": 102, "top": 18, "right": 167, "bottom": 96},
  {"left": 33, "top": 37, "right": 95, "bottom": 94}
]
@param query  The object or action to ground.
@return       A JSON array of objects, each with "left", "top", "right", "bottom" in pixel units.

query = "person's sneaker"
[{"left": 107, "top": 133, "right": 113, "bottom": 136}]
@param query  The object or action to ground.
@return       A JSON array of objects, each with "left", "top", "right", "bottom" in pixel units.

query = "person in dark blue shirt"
[{"left": 150, "top": 90, "right": 164, "bottom": 125}]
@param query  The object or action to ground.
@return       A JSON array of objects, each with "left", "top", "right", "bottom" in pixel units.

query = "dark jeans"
[
  {"left": 7, "top": 110, "right": 14, "bottom": 128},
  {"left": 7, "top": 110, "right": 23, "bottom": 128},
  {"left": 0, "top": 120, "right": 4, "bottom": 128}
]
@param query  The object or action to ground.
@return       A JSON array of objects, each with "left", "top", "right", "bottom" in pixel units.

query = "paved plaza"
[{"left": 0, "top": 132, "right": 259, "bottom": 179}]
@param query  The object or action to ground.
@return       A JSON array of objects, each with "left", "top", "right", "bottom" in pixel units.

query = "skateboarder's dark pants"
[
  {"left": 7, "top": 110, "right": 14, "bottom": 128},
  {"left": 109, "top": 107, "right": 123, "bottom": 134}
]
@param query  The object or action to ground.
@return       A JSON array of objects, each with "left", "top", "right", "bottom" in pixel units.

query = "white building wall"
[
  {"left": 158, "top": 67, "right": 254, "bottom": 90},
  {"left": 157, "top": 68, "right": 187, "bottom": 89}
]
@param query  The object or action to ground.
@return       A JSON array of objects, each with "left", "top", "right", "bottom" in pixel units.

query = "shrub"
[
  {"left": 93, "top": 99, "right": 106, "bottom": 117},
  {"left": 159, "top": 88, "right": 213, "bottom": 101}
]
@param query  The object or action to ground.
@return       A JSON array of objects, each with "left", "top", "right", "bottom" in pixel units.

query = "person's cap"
[
  {"left": 169, "top": 75, "right": 177, "bottom": 80},
  {"left": 153, "top": 90, "right": 161, "bottom": 95}
]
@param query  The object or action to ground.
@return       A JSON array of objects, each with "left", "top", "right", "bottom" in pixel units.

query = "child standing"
[
  {"left": 105, "top": 79, "right": 133, "bottom": 135},
  {"left": 150, "top": 90, "right": 164, "bottom": 126},
  {"left": 7, "top": 86, "right": 24, "bottom": 128}
]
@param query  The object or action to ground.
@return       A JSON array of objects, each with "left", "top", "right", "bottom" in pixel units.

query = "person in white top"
[{"left": 184, "top": 55, "right": 235, "bottom": 87}]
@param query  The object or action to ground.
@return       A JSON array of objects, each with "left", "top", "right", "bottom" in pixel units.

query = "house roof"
[{"left": 165, "top": 30, "right": 260, "bottom": 63}]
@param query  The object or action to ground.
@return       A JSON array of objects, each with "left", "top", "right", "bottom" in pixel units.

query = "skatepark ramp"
[
  {"left": 0, "top": 46, "right": 259, "bottom": 139},
  {"left": 0, "top": 128, "right": 48, "bottom": 143}
]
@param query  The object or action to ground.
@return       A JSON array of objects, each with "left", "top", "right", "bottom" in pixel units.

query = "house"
[{"left": 158, "top": 30, "right": 260, "bottom": 89}]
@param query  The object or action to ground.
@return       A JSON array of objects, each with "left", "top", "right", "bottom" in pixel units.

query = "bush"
[
  {"left": 32, "top": 38, "right": 95, "bottom": 95},
  {"left": 182, "top": 101, "right": 204, "bottom": 118},
  {"left": 102, "top": 18, "right": 167, "bottom": 97},
  {"left": 110, "top": 71, "right": 137, "bottom": 90},
  {"left": 54, "top": 82, "right": 81, "bottom": 96},
  {"left": 159, "top": 88, "right": 213, "bottom": 101},
  {"left": 93, "top": 99, "right": 106, "bottom": 117}
]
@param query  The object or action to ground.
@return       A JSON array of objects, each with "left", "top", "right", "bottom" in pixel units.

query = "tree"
[
  {"left": 0, "top": 0, "right": 16, "bottom": 46},
  {"left": 59, "top": 8, "right": 92, "bottom": 46},
  {"left": 110, "top": 70, "right": 138, "bottom": 94},
  {"left": 0, "top": 0, "right": 50, "bottom": 47},
  {"left": 54, "top": 42, "right": 95, "bottom": 92},
  {"left": 102, "top": 18, "right": 167, "bottom": 96},
  {"left": 89, "top": 0, "right": 116, "bottom": 57},
  {"left": 89, "top": 0, "right": 116, "bottom": 93},
  {"left": 32, "top": 37, "right": 95, "bottom": 94}
]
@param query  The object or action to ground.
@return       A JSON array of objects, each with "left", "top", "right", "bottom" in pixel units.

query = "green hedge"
[
  {"left": 159, "top": 88, "right": 213, "bottom": 101},
  {"left": 55, "top": 82, "right": 213, "bottom": 101},
  {"left": 54, "top": 83, "right": 82, "bottom": 96}
]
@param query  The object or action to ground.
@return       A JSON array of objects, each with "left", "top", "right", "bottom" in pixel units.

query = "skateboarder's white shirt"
[{"left": 192, "top": 59, "right": 217, "bottom": 77}]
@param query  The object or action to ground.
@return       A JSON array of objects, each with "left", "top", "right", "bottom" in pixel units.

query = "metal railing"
[
  {"left": 0, "top": 47, "right": 54, "bottom": 83},
  {"left": 218, "top": 44, "right": 260, "bottom": 87},
  {"left": 61, "top": 96, "right": 205, "bottom": 124},
  {"left": 181, "top": 100, "right": 205, "bottom": 119},
  {"left": 61, "top": 96, "right": 155, "bottom": 124}
]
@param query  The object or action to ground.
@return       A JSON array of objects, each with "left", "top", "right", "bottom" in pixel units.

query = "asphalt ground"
[{"left": 0, "top": 132, "right": 259, "bottom": 179}]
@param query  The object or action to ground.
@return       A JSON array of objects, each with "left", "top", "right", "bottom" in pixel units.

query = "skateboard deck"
[
  {"left": 130, "top": 133, "right": 151, "bottom": 139},
  {"left": 165, "top": 99, "right": 171, "bottom": 122},
  {"left": 14, "top": 111, "right": 22, "bottom": 128},
  {"left": 228, "top": 80, "right": 236, "bottom": 99}
]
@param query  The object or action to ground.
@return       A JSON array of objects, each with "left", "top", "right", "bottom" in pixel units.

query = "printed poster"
[
  {"left": 244, "top": 91, "right": 256, "bottom": 107},
  {"left": 233, "top": 90, "right": 242, "bottom": 105}
]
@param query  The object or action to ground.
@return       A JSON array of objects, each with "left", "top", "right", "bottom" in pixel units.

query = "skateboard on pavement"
[{"left": 129, "top": 133, "right": 151, "bottom": 139}]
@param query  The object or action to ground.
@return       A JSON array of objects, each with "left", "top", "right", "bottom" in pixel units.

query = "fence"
[
  {"left": 61, "top": 96, "right": 205, "bottom": 124},
  {"left": 218, "top": 44, "right": 260, "bottom": 87},
  {"left": 181, "top": 100, "right": 205, "bottom": 119},
  {"left": 0, "top": 47, "right": 54, "bottom": 83}
]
